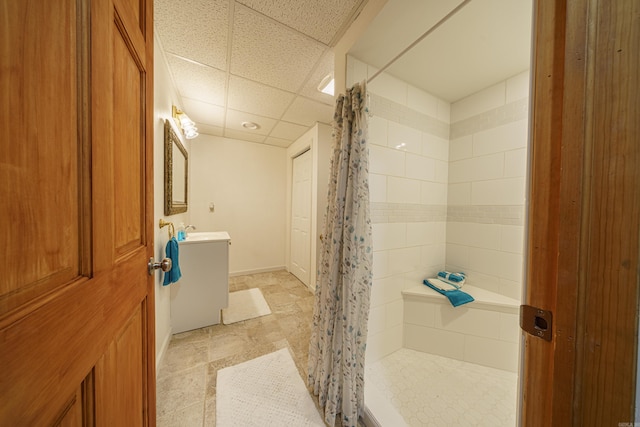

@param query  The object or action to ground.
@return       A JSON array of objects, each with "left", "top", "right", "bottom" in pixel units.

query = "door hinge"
[{"left": 520, "top": 305, "right": 553, "bottom": 341}]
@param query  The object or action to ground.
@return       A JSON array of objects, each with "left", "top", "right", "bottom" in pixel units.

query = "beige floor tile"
[{"left": 157, "top": 270, "right": 318, "bottom": 425}]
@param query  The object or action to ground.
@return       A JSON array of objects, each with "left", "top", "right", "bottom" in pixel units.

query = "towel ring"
[{"left": 159, "top": 219, "right": 175, "bottom": 239}]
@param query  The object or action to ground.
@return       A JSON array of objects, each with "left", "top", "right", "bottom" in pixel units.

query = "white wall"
[
  {"left": 189, "top": 135, "right": 287, "bottom": 275},
  {"left": 348, "top": 57, "right": 451, "bottom": 364},
  {"left": 153, "top": 36, "right": 190, "bottom": 368},
  {"left": 446, "top": 70, "right": 530, "bottom": 300}
]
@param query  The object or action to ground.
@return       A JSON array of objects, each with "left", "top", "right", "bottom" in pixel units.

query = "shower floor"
[{"left": 365, "top": 349, "right": 518, "bottom": 426}]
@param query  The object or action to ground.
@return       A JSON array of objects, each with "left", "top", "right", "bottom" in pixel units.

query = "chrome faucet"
[{"left": 185, "top": 224, "right": 196, "bottom": 237}]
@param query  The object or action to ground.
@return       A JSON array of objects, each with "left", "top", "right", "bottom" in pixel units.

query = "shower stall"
[{"left": 345, "top": 1, "right": 533, "bottom": 425}]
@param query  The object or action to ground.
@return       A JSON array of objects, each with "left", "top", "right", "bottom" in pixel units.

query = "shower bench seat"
[{"left": 402, "top": 284, "right": 520, "bottom": 372}]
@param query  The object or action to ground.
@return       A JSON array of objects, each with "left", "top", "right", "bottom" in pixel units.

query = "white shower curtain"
[{"left": 307, "top": 81, "right": 372, "bottom": 427}]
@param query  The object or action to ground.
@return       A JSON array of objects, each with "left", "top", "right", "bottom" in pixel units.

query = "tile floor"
[
  {"left": 157, "top": 270, "right": 518, "bottom": 426},
  {"left": 365, "top": 349, "right": 518, "bottom": 426},
  {"left": 156, "top": 270, "right": 315, "bottom": 426}
]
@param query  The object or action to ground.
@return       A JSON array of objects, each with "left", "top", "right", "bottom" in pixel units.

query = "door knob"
[{"left": 148, "top": 257, "right": 172, "bottom": 275}]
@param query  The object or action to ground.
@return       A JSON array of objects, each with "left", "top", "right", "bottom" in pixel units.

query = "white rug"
[
  {"left": 222, "top": 288, "right": 272, "bottom": 325},
  {"left": 216, "top": 348, "right": 325, "bottom": 426}
]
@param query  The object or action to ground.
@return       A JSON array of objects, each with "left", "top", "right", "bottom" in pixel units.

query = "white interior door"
[{"left": 290, "top": 149, "right": 312, "bottom": 287}]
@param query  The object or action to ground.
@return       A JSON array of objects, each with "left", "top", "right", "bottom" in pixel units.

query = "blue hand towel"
[
  {"left": 423, "top": 279, "right": 474, "bottom": 307},
  {"left": 163, "top": 237, "right": 182, "bottom": 286},
  {"left": 437, "top": 271, "right": 466, "bottom": 287}
]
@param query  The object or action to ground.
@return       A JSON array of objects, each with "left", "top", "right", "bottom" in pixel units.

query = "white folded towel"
[{"left": 424, "top": 278, "right": 460, "bottom": 292}]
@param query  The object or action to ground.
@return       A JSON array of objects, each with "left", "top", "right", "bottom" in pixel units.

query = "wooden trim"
[
  {"left": 522, "top": 1, "right": 567, "bottom": 422},
  {"left": 144, "top": 0, "right": 156, "bottom": 424},
  {"left": 524, "top": 0, "right": 640, "bottom": 424}
]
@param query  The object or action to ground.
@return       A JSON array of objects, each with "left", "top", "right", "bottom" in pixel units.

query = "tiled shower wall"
[
  {"left": 348, "top": 56, "right": 530, "bottom": 363},
  {"left": 348, "top": 57, "right": 451, "bottom": 363},
  {"left": 446, "top": 71, "right": 529, "bottom": 300}
]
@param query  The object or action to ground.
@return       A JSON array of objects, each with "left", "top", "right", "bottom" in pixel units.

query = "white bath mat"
[
  {"left": 222, "top": 288, "right": 271, "bottom": 325},
  {"left": 216, "top": 348, "right": 324, "bottom": 426}
]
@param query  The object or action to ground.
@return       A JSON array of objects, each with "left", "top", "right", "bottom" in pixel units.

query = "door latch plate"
[{"left": 520, "top": 305, "right": 553, "bottom": 341}]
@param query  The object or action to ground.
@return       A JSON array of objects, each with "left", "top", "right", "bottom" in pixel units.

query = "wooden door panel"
[
  {"left": 0, "top": 0, "right": 83, "bottom": 315},
  {"left": 96, "top": 304, "right": 146, "bottom": 425},
  {"left": 1, "top": 0, "right": 155, "bottom": 424},
  {"left": 113, "top": 19, "right": 145, "bottom": 255}
]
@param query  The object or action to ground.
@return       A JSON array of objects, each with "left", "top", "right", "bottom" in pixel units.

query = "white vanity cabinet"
[{"left": 170, "top": 232, "right": 230, "bottom": 333}]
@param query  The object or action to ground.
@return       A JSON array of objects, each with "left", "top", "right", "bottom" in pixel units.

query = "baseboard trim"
[
  {"left": 229, "top": 265, "right": 287, "bottom": 277},
  {"left": 156, "top": 327, "right": 172, "bottom": 375}
]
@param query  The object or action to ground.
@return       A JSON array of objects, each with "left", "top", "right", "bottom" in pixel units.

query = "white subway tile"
[
  {"left": 451, "top": 82, "right": 506, "bottom": 123},
  {"left": 421, "top": 181, "right": 448, "bottom": 205},
  {"left": 504, "top": 148, "right": 528, "bottom": 178},
  {"left": 422, "top": 133, "right": 449, "bottom": 161},
  {"left": 404, "top": 324, "right": 465, "bottom": 360},
  {"left": 506, "top": 70, "right": 531, "bottom": 103},
  {"left": 445, "top": 244, "right": 469, "bottom": 269},
  {"left": 388, "top": 247, "right": 421, "bottom": 275},
  {"left": 387, "top": 299, "right": 404, "bottom": 327},
  {"left": 385, "top": 325, "right": 404, "bottom": 355},
  {"left": 447, "top": 183, "right": 471, "bottom": 205},
  {"left": 364, "top": 331, "right": 384, "bottom": 364},
  {"left": 369, "top": 116, "right": 389, "bottom": 147},
  {"left": 472, "top": 120, "right": 528, "bottom": 157},
  {"left": 404, "top": 300, "right": 437, "bottom": 327},
  {"left": 499, "top": 278, "right": 523, "bottom": 301},
  {"left": 447, "top": 222, "right": 501, "bottom": 250},
  {"left": 372, "top": 222, "right": 406, "bottom": 250},
  {"left": 370, "top": 278, "right": 386, "bottom": 308},
  {"left": 437, "top": 99, "right": 451, "bottom": 124},
  {"left": 369, "top": 69, "right": 407, "bottom": 106},
  {"left": 464, "top": 335, "right": 519, "bottom": 372},
  {"left": 369, "top": 145, "right": 405, "bottom": 177},
  {"left": 407, "top": 85, "right": 438, "bottom": 117},
  {"left": 406, "top": 222, "right": 446, "bottom": 246},
  {"left": 449, "top": 135, "right": 473, "bottom": 161},
  {"left": 449, "top": 153, "right": 504, "bottom": 184},
  {"left": 463, "top": 270, "right": 502, "bottom": 294},
  {"left": 405, "top": 153, "right": 436, "bottom": 181},
  {"left": 387, "top": 177, "right": 421, "bottom": 204},
  {"left": 371, "top": 276, "right": 404, "bottom": 305},
  {"left": 471, "top": 177, "right": 526, "bottom": 205},
  {"left": 468, "top": 247, "right": 523, "bottom": 282},
  {"left": 372, "top": 250, "right": 390, "bottom": 279},
  {"left": 435, "top": 160, "right": 448, "bottom": 183},
  {"left": 421, "top": 243, "right": 446, "bottom": 268},
  {"left": 500, "top": 225, "right": 525, "bottom": 254},
  {"left": 435, "top": 305, "right": 501, "bottom": 340},
  {"left": 369, "top": 174, "right": 387, "bottom": 203},
  {"left": 499, "top": 313, "right": 521, "bottom": 343},
  {"left": 368, "top": 305, "right": 386, "bottom": 334},
  {"left": 388, "top": 122, "right": 422, "bottom": 154}
]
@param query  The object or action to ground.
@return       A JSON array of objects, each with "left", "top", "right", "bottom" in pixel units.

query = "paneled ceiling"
[
  {"left": 154, "top": 0, "right": 369, "bottom": 147},
  {"left": 155, "top": 0, "right": 533, "bottom": 147}
]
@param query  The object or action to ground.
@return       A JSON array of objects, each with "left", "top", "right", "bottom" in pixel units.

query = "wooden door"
[
  {"left": 522, "top": 0, "right": 639, "bottom": 425},
  {"left": 291, "top": 149, "right": 312, "bottom": 287},
  {"left": 0, "top": 0, "right": 155, "bottom": 425}
]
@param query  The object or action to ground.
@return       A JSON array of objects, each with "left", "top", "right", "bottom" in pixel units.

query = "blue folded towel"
[
  {"left": 423, "top": 279, "right": 474, "bottom": 307},
  {"left": 163, "top": 237, "right": 182, "bottom": 286},
  {"left": 437, "top": 271, "right": 466, "bottom": 287}
]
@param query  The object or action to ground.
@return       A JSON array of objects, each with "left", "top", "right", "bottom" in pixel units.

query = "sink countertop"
[{"left": 180, "top": 231, "right": 230, "bottom": 244}]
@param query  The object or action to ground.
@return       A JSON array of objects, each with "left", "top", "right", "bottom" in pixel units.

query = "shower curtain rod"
[{"left": 367, "top": 0, "right": 474, "bottom": 84}]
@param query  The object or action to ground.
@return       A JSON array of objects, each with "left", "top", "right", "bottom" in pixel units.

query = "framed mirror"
[{"left": 164, "top": 119, "right": 188, "bottom": 215}]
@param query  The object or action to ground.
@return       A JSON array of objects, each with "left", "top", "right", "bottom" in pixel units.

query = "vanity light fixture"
[
  {"left": 317, "top": 73, "right": 334, "bottom": 96},
  {"left": 172, "top": 105, "right": 199, "bottom": 139},
  {"left": 241, "top": 121, "right": 260, "bottom": 130}
]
